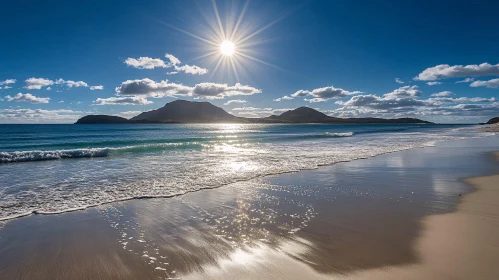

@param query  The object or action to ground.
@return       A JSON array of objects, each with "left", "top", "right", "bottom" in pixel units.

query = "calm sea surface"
[{"left": 0, "top": 123, "right": 491, "bottom": 221}]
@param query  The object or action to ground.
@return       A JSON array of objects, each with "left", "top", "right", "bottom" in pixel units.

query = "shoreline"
[
  {"left": 481, "top": 123, "right": 499, "bottom": 132},
  {"left": 0, "top": 132, "right": 493, "bottom": 225}
]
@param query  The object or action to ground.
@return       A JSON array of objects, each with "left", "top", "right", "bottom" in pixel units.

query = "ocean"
[{"left": 0, "top": 123, "right": 490, "bottom": 222}]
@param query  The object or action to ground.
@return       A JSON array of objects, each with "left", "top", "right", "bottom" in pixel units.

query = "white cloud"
[
  {"left": 291, "top": 86, "right": 362, "bottom": 103},
  {"left": 456, "top": 78, "right": 475, "bottom": 83},
  {"left": 337, "top": 94, "right": 427, "bottom": 109},
  {"left": 26, "top": 78, "right": 93, "bottom": 89},
  {"left": 165, "top": 54, "right": 181, "bottom": 66},
  {"left": 230, "top": 107, "right": 293, "bottom": 118},
  {"left": 125, "top": 53, "right": 208, "bottom": 75},
  {"left": 25, "top": 77, "right": 54, "bottom": 89},
  {"left": 426, "top": 97, "right": 495, "bottom": 104},
  {"left": 470, "top": 78, "right": 499, "bottom": 88},
  {"left": 0, "top": 79, "right": 16, "bottom": 85},
  {"left": 90, "top": 85, "right": 104, "bottom": 90},
  {"left": 93, "top": 96, "right": 153, "bottom": 105},
  {"left": 224, "top": 99, "right": 247, "bottom": 105},
  {"left": 56, "top": 79, "right": 88, "bottom": 88},
  {"left": 0, "top": 109, "right": 83, "bottom": 124},
  {"left": 116, "top": 78, "right": 192, "bottom": 97},
  {"left": 331, "top": 84, "right": 499, "bottom": 120},
  {"left": 192, "top": 83, "right": 261, "bottom": 99},
  {"left": 416, "top": 63, "right": 499, "bottom": 81},
  {"left": 5, "top": 93, "right": 50, "bottom": 104},
  {"left": 426, "top": 81, "right": 442, "bottom": 86},
  {"left": 273, "top": 96, "right": 294, "bottom": 101},
  {"left": 383, "top": 85, "right": 422, "bottom": 99},
  {"left": 431, "top": 91, "right": 454, "bottom": 97},
  {"left": 395, "top": 78, "right": 404, "bottom": 84},
  {"left": 115, "top": 78, "right": 261, "bottom": 99},
  {"left": 125, "top": 57, "right": 168, "bottom": 69},
  {"left": 174, "top": 64, "right": 208, "bottom": 75},
  {"left": 232, "top": 107, "right": 272, "bottom": 111}
]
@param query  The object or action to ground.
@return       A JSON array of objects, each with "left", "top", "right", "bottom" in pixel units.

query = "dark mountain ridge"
[{"left": 75, "top": 100, "right": 433, "bottom": 124}]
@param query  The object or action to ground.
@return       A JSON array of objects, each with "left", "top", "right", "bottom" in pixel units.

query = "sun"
[
  {"left": 220, "top": 40, "right": 235, "bottom": 56},
  {"left": 162, "top": 0, "right": 290, "bottom": 80}
]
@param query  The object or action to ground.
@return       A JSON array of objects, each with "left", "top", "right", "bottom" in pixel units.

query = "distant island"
[
  {"left": 75, "top": 100, "right": 433, "bottom": 124},
  {"left": 486, "top": 117, "right": 499, "bottom": 124}
]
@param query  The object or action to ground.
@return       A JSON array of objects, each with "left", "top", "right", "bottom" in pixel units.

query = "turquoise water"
[{"left": 0, "top": 123, "right": 489, "bottom": 221}]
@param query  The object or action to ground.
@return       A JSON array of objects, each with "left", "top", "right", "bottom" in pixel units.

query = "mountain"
[
  {"left": 75, "top": 100, "right": 433, "bottom": 124},
  {"left": 75, "top": 115, "right": 129, "bottom": 124},
  {"left": 486, "top": 117, "right": 499, "bottom": 124},
  {"left": 130, "top": 100, "right": 239, "bottom": 123},
  {"left": 262, "top": 107, "right": 341, "bottom": 123},
  {"left": 261, "top": 107, "right": 432, "bottom": 124}
]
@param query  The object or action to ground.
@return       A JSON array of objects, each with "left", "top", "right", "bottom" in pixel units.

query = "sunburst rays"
[{"left": 163, "top": 0, "right": 294, "bottom": 82}]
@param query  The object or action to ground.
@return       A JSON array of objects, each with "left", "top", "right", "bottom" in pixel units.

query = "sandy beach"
[
  {"left": 482, "top": 124, "right": 499, "bottom": 132},
  {"left": 0, "top": 137, "right": 498, "bottom": 280}
]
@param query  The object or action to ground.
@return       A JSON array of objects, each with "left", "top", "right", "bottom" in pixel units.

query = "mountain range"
[{"left": 75, "top": 100, "right": 433, "bottom": 124}]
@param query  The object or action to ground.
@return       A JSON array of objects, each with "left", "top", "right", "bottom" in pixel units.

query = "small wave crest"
[
  {"left": 0, "top": 148, "right": 110, "bottom": 163},
  {"left": 294, "top": 132, "right": 355, "bottom": 139},
  {"left": 322, "top": 132, "right": 354, "bottom": 137}
]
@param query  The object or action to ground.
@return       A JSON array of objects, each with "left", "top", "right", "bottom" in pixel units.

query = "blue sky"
[{"left": 1, "top": 0, "right": 498, "bottom": 123}]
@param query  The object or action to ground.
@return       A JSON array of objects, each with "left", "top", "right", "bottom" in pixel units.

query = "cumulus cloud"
[
  {"left": 331, "top": 84, "right": 499, "bottom": 121},
  {"left": 273, "top": 96, "right": 294, "bottom": 101},
  {"left": 395, "top": 78, "right": 404, "bottom": 84},
  {"left": 125, "top": 57, "right": 168, "bottom": 69},
  {"left": 125, "top": 53, "right": 208, "bottom": 75},
  {"left": 93, "top": 96, "right": 152, "bottom": 105},
  {"left": 5, "top": 93, "right": 50, "bottom": 104},
  {"left": 25, "top": 77, "right": 54, "bottom": 89},
  {"left": 456, "top": 78, "right": 475, "bottom": 83},
  {"left": 230, "top": 107, "right": 293, "bottom": 118},
  {"left": 165, "top": 54, "right": 208, "bottom": 74},
  {"left": 116, "top": 78, "right": 192, "bottom": 97},
  {"left": 426, "top": 97, "right": 496, "bottom": 105},
  {"left": 165, "top": 54, "right": 181, "bottom": 66},
  {"left": 56, "top": 79, "right": 89, "bottom": 88},
  {"left": 224, "top": 99, "right": 247, "bottom": 105},
  {"left": 174, "top": 64, "right": 208, "bottom": 75},
  {"left": 337, "top": 94, "right": 427, "bottom": 109},
  {"left": 383, "top": 85, "right": 422, "bottom": 99},
  {"left": 415, "top": 63, "right": 499, "bottom": 81},
  {"left": 291, "top": 86, "right": 362, "bottom": 103},
  {"left": 90, "top": 85, "right": 104, "bottom": 90},
  {"left": 192, "top": 83, "right": 261, "bottom": 99},
  {"left": 232, "top": 107, "right": 272, "bottom": 111},
  {"left": 426, "top": 81, "right": 442, "bottom": 86},
  {"left": 431, "top": 91, "right": 454, "bottom": 97},
  {"left": 470, "top": 78, "right": 499, "bottom": 88},
  {"left": 115, "top": 78, "right": 261, "bottom": 99},
  {"left": 0, "top": 109, "right": 83, "bottom": 124},
  {"left": 0, "top": 79, "right": 16, "bottom": 85}
]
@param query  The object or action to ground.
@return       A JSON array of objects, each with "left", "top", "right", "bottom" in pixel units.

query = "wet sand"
[
  {"left": 0, "top": 138, "right": 498, "bottom": 279},
  {"left": 481, "top": 123, "right": 499, "bottom": 132},
  {"left": 340, "top": 153, "right": 499, "bottom": 280}
]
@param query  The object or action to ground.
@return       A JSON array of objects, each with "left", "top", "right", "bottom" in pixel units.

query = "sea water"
[{"left": 0, "top": 123, "right": 492, "bottom": 221}]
